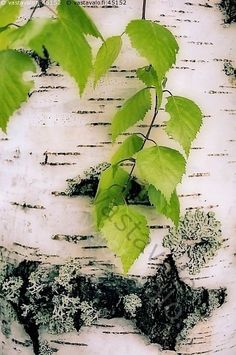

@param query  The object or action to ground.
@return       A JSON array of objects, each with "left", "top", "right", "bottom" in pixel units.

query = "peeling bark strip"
[{"left": 0, "top": 257, "right": 226, "bottom": 355}]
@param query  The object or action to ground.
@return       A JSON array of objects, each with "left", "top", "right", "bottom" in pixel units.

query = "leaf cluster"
[{"left": 0, "top": 0, "right": 203, "bottom": 273}]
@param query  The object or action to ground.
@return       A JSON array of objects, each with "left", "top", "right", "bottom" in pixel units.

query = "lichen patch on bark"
[{"left": 0, "top": 256, "right": 226, "bottom": 354}]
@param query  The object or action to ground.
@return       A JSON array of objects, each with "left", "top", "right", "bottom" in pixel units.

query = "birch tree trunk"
[{"left": 0, "top": 1, "right": 236, "bottom": 354}]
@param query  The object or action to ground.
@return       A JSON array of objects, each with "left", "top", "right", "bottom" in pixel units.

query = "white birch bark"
[{"left": 0, "top": 0, "right": 235, "bottom": 354}]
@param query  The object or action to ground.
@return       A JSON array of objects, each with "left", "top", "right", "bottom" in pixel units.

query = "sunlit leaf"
[
  {"left": 136, "top": 65, "right": 163, "bottom": 108},
  {"left": 94, "top": 165, "right": 129, "bottom": 229},
  {"left": 0, "top": 0, "right": 21, "bottom": 27},
  {"left": 101, "top": 205, "right": 149, "bottom": 273},
  {"left": 111, "top": 134, "right": 143, "bottom": 165},
  {"left": 58, "top": 0, "right": 103, "bottom": 39},
  {"left": 126, "top": 19, "right": 179, "bottom": 81},
  {"left": 165, "top": 96, "right": 203, "bottom": 155},
  {"left": 0, "top": 50, "right": 35, "bottom": 132},
  {"left": 112, "top": 88, "right": 152, "bottom": 142},
  {"left": 136, "top": 146, "right": 186, "bottom": 202},
  {"left": 148, "top": 185, "right": 180, "bottom": 227},
  {"left": 7, "top": 19, "right": 51, "bottom": 56},
  {"left": 94, "top": 35, "right": 122, "bottom": 85}
]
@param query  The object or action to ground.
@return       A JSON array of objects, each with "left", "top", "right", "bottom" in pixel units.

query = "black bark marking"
[
  {"left": 50, "top": 340, "right": 88, "bottom": 346},
  {"left": 41, "top": 151, "right": 79, "bottom": 166},
  {"left": 11, "top": 202, "right": 45, "bottom": 210},
  {"left": 52, "top": 234, "right": 93, "bottom": 243},
  {"left": 41, "top": 162, "right": 76, "bottom": 166},
  {"left": 73, "top": 110, "right": 104, "bottom": 114},
  {"left": 179, "top": 193, "right": 202, "bottom": 197},
  {"left": 188, "top": 172, "right": 210, "bottom": 177},
  {"left": 77, "top": 144, "right": 104, "bottom": 147},
  {"left": 45, "top": 152, "right": 81, "bottom": 156},
  {"left": 89, "top": 122, "right": 111, "bottom": 126},
  {"left": 88, "top": 97, "right": 124, "bottom": 101}
]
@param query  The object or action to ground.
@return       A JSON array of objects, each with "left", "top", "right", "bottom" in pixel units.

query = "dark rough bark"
[
  {"left": 219, "top": 0, "right": 236, "bottom": 23},
  {"left": 0, "top": 256, "right": 226, "bottom": 354}
]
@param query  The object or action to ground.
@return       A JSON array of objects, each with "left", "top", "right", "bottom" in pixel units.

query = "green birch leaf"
[
  {"left": 126, "top": 19, "right": 179, "bottom": 81},
  {"left": 0, "top": 27, "right": 15, "bottom": 50},
  {"left": 101, "top": 205, "right": 149, "bottom": 273},
  {"left": 44, "top": 20, "right": 92, "bottom": 95},
  {"left": 58, "top": 0, "right": 103, "bottom": 39},
  {"left": 94, "top": 165, "right": 129, "bottom": 229},
  {"left": 44, "top": 0, "right": 98, "bottom": 94},
  {"left": 94, "top": 36, "right": 122, "bottom": 85},
  {"left": 136, "top": 65, "right": 163, "bottom": 108},
  {"left": 0, "top": 50, "right": 36, "bottom": 132},
  {"left": 0, "top": 25, "right": 8, "bottom": 33},
  {"left": 10, "top": 1, "right": 95, "bottom": 93},
  {"left": 0, "top": 0, "right": 21, "bottom": 27},
  {"left": 7, "top": 19, "right": 51, "bottom": 56},
  {"left": 111, "top": 134, "right": 143, "bottom": 165},
  {"left": 94, "top": 189, "right": 124, "bottom": 231},
  {"left": 148, "top": 185, "right": 180, "bottom": 227},
  {"left": 165, "top": 96, "right": 203, "bottom": 155},
  {"left": 95, "top": 165, "right": 128, "bottom": 193},
  {"left": 136, "top": 146, "right": 186, "bottom": 202},
  {"left": 112, "top": 88, "right": 152, "bottom": 142}
]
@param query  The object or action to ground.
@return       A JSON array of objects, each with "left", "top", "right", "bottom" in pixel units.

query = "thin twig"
[
  {"left": 7, "top": 23, "right": 21, "bottom": 28},
  {"left": 142, "top": 0, "right": 147, "bottom": 19},
  {"left": 123, "top": 93, "right": 159, "bottom": 193},
  {"left": 28, "top": 0, "right": 41, "bottom": 22},
  {"left": 43, "top": 2, "right": 57, "bottom": 16},
  {"left": 134, "top": 132, "right": 157, "bottom": 145},
  {"left": 28, "top": 0, "right": 57, "bottom": 22},
  {"left": 142, "top": 93, "right": 158, "bottom": 146},
  {"left": 134, "top": 132, "right": 147, "bottom": 140},
  {"left": 115, "top": 158, "right": 136, "bottom": 165},
  {"left": 145, "top": 137, "right": 157, "bottom": 145},
  {"left": 163, "top": 89, "right": 173, "bottom": 96}
]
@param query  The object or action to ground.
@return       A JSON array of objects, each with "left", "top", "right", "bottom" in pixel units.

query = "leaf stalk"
[{"left": 142, "top": 0, "right": 147, "bottom": 20}]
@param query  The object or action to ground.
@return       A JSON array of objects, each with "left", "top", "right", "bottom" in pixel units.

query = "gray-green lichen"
[
  {"left": 79, "top": 301, "right": 98, "bottom": 326},
  {"left": 163, "top": 210, "right": 223, "bottom": 274},
  {"left": 175, "top": 289, "right": 224, "bottom": 347},
  {"left": 123, "top": 294, "right": 142, "bottom": 318},
  {"left": 48, "top": 295, "right": 80, "bottom": 334},
  {"left": 27, "top": 265, "right": 56, "bottom": 299},
  {"left": 2, "top": 276, "right": 23, "bottom": 303},
  {"left": 0, "top": 262, "right": 8, "bottom": 285},
  {"left": 0, "top": 261, "right": 18, "bottom": 337},
  {"left": 53, "top": 259, "right": 81, "bottom": 292},
  {"left": 0, "top": 297, "right": 17, "bottom": 337},
  {"left": 0, "top": 255, "right": 226, "bottom": 354},
  {"left": 224, "top": 59, "right": 236, "bottom": 79},
  {"left": 38, "top": 340, "right": 55, "bottom": 355},
  {"left": 20, "top": 260, "right": 83, "bottom": 334}
]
